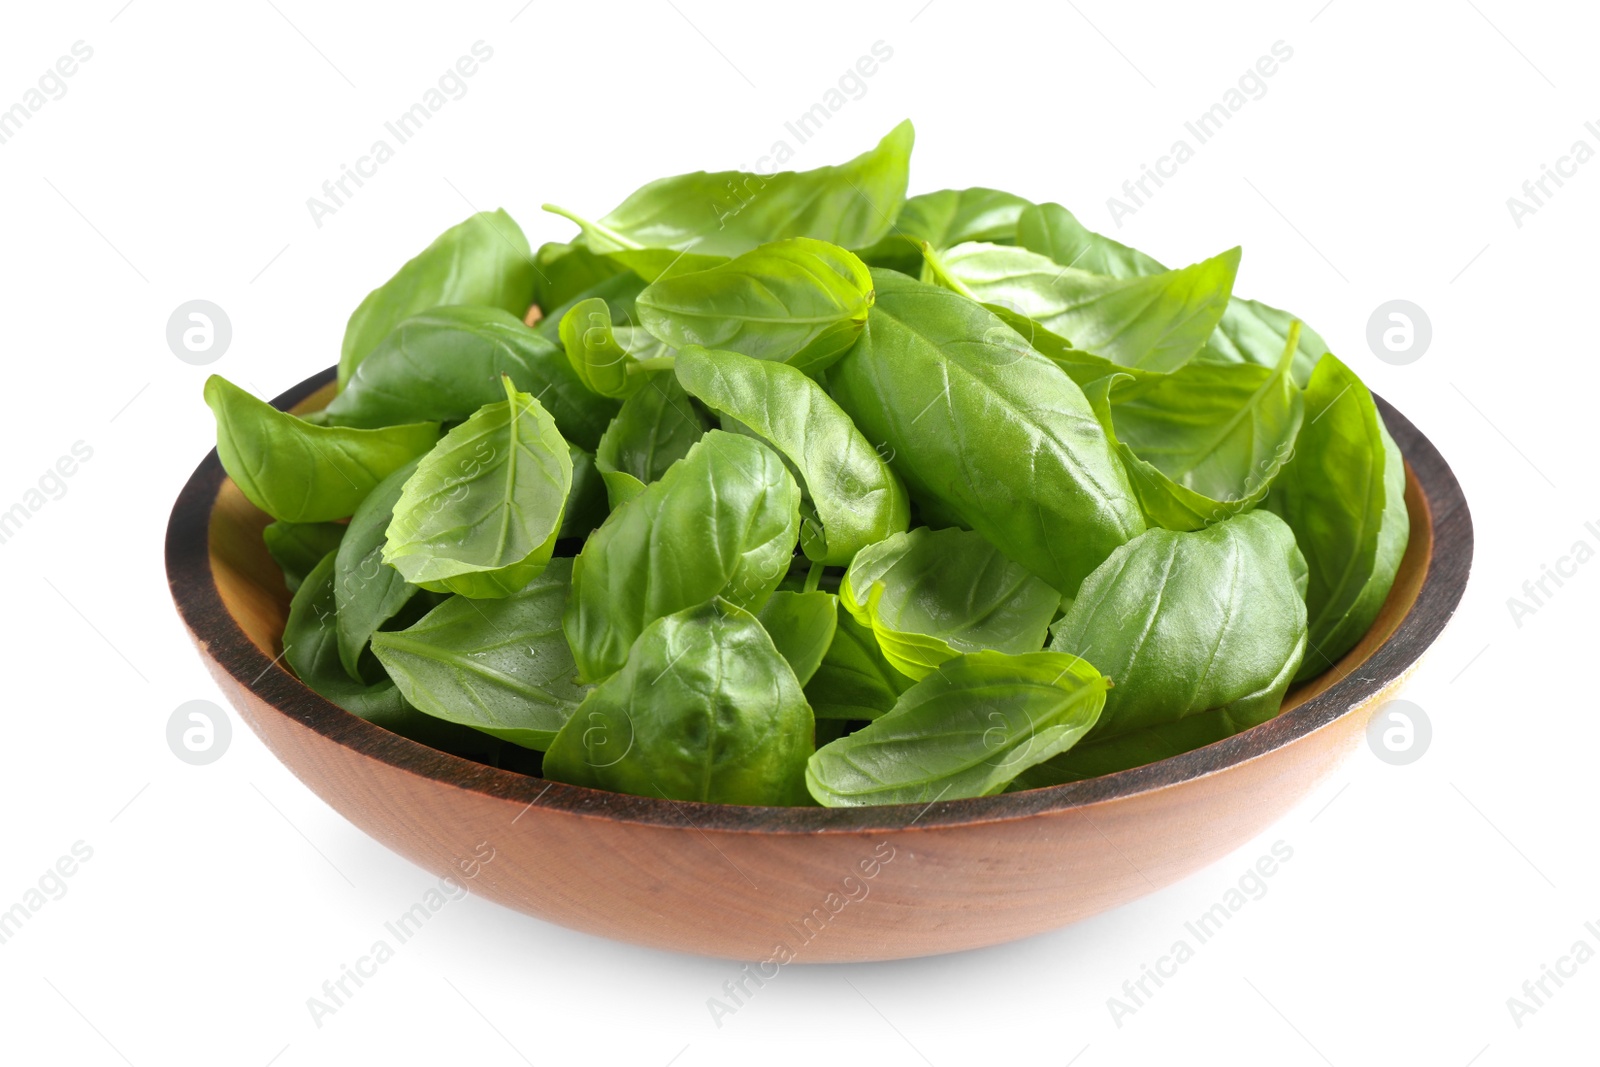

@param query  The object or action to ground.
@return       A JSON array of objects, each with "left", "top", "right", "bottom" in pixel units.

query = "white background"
[{"left": 0, "top": 1, "right": 1594, "bottom": 1063}]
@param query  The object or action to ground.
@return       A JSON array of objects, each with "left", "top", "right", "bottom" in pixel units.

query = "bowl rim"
[{"left": 167, "top": 366, "right": 1472, "bottom": 835}]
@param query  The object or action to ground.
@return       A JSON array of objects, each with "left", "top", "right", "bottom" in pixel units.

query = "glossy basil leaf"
[
  {"left": 593, "top": 370, "right": 708, "bottom": 509},
  {"left": 1016, "top": 202, "right": 1163, "bottom": 278},
  {"left": 675, "top": 345, "right": 908, "bottom": 565},
  {"left": 1048, "top": 510, "right": 1307, "bottom": 760},
  {"left": 756, "top": 590, "right": 838, "bottom": 687},
  {"left": 335, "top": 458, "right": 421, "bottom": 679},
  {"left": 263, "top": 520, "right": 345, "bottom": 593},
  {"left": 1017, "top": 204, "right": 1323, "bottom": 385},
  {"left": 533, "top": 269, "right": 648, "bottom": 346},
  {"left": 557, "top": 296, "right": 679, "bottom": 399},
  {"left": 565, "top": 430, "right": 801, "bottom": 682},
  {"left": 803, "top": 606, "right": 914, "bottom": 720},
  {"left": 543, "top": 120, "right": 913, "bottom": 269},
  {"left": 985, "top": 304, "right": 1159, "bottom": 391},
  {"left": 1085, "top": 324, "right": 1304, "bottom": 531},
  {"left": 805, "top": 650, "right": 1109, "bottom": 806},
  {"left": 923, "top": 241, "right": 1240, "bottom": 374},
  {"left": 283, "top": 551, "right": 505, "bottom": 759},
  {"left": 826, "top": 269, "right": 1144, "bottom": 593},
  {"left": 532, "top": 240, "right": 624, "bottom": 315},
  {"left": 544, "top": 598, "right": 813, "bottom": 805},
  {"left": 1201, "top": 297, "right": 1326, "bottom": 389},
  {"left": 840, "top": 527, "right": 1059, "bottom": 680},
  {"left": 370, "top": 558, "right": 589, "bottom": 749},
  {"left": 638, "top": 238, "right": 874, "bottom": 373},
  {"left": 324, "top": 306, "right": 617, "bottom": 451},
  {"left": 204, "top": 375, "right": 439, "bottom": 523},
  {"left": 857, "top": 187, "right": 1034, "bottom": 272},
  {"left": 1265, "top": 353, "right": 1410, "bottom": 681},
  {"left": 560, "top": 445, "right": 610, "bottom": 541},
  {"left": 384, "top": 378, "right": 572, "bottom": 598},
  {"left": 339, "top": 209, "right": 537, "bottom": 388}
]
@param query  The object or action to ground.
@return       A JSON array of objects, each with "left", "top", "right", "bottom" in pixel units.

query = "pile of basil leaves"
[{"left": 206, "top": 120, "right": 1408, "bottom": 808}]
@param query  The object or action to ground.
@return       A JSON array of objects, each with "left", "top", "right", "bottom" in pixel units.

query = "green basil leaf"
[
  {"left": 325, "top": 305, "right": 617, "bottom": 451},
  {"left": 675, "top": 345, "right": 909, "bottom": 565},
  {"left": 283, "top": 551, "right": 504, "bottom": 759},
  {"left": 533, "top": 269, "right": 648, "bottom": 346},
  {"left": 593, "top": 370, "right": 708, "bottom": 509},
  {"left": 805, "top": 650, "right": 1109, "bottom": 806},
  {"left": 532, "top": 240, "right": 625, "bottom": 315},
  {"left": 543, "top": 598, "right": 814, "bottom": 805},
  {"left": 827, "top": 269, "right": 1144, "bottom": 593},
  {"left": 560, "top": 445, "right": 611, "bottom": 542},
  {"left": 637, "top": 238, "right": 874, "bottom": 373},
  {"left": 985, "top": 304, "right": 1159, "bottom": 390},
  {"left": 543, "top": 120, "right": 913, "bottom": 268},
  {"left": 1048, "top": 510, "right": 1308, "bottom": 757},
  {"left": 334, "top": 458, "right": 422, "bottom": 679},
  {"left": 557, "top": 296, "right": 679, "bottom": 399},
  {"left": 803, "top": 606, "right": 914, "bottom": 720},
  {"left": 339, "top": 210, "right": 537, "bottom": 388},
  {"left": 565, "top": 430, "right": 801, "bottom": 683},
  {"left": 1017, "top": 203, "right": 1324, "bottom": 385},
  {"left": 204, "top": 375, "right": 439, "bottom": 523},
  {"left": 858, "top": 187, "right": 1034, "bottom": 272},
  {"left": 1016, "top": 202, "right": 1164, "bottom": 279},
  {"left": 923, "top": 241, "right": 1239, "bottom": 374},
  {"left": 384, "top": 378, "right": 572, "bottom": 598},
  {"left": 369, "top": 558, "right": 589, "bottom": 749},
  {"left": 1201, "top": 298, "right": 1327, "bottom": 389},
  {"left": 756, "top": 590, "right": 838, "bottom": 687},
  {"left": 263, "top": 520, "right": 345, "bottom": 593},
  {"left": 1084, "top": 323, "right": 1305, "bottom": 531},
  {"left": 1265, "top": 353, "right": 1410, "bottom": 680},
  {"left": 840, "top": 527, "right": 1059, "bottom": 680}
]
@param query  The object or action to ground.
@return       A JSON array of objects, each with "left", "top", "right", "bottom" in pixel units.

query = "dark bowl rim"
[{"left": 166, "top": 366, "right": 1472, "bottom": 834}]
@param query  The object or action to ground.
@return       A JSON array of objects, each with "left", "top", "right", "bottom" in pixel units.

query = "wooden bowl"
[{"left": 166, "top": 367, "right": 1471, "bottom": 962}]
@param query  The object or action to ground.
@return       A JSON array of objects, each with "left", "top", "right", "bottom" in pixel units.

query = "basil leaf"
[
  {"left": 1017, "top": 203, "right": 1324, "bottom": 385},
  {"left": 840, "top": 527, "right": 1059, "bottom": 680},
  {"left": 384, "top": 378, "right": 572, "bottom": 598},
  {"left": 370, "top": 558, "right": 589, "bottom": 749},
  {"left": 334, "top": 459, "right": 422, "bottom": 679},
  {"left": 593, "top": 370, "right": 709, "bottom": 508},
  {"left": 637, "top": 238, "right": 875, "bottom": 373},
  {"left": 560, "top": 445, "right": 611, "bottom": 542},
  {"left": 805, "top": 650, "right": 1109, "bottom": 806},
  {"left": 1016, "top": 202, "right": 1164, "bottom": 279},
  {"left": 1265, "top": 353, "right": 1410, "bottom": 680},
  {"left": 532, "top": 240, "right": 624, "bottom": 315},
  {"left": 557, "top": 296, "right": 680, "bottom": 400},
  {"left": 543, "top": 598, "right": 814, "bottom": 805},
  {"left": 339, "top": 210, "right": 537, "bottom": 388},
  {"left": 858, "top": 186, "right": 1034, "bottom": 272},
  {"left": 1048, "top": 510, "right": 1308, "bottom": 759},
  {"left": 566, "top": 430, "right": 801, "bottom": 682},
  {"left": 325, "top": 306, "right": 617, "bottom": 451},
  {"left": 756, "top": 590, "right": 838, "bottom": 687},
  {"left": 675, "top": 345, "right": 909, "bottom": 565},
  {"left": 803, "top": 606, "right": 914, "bottom": 721},
  {"left": 543, "top": 120, "right": 913, "bottom": 269},
  {"left": 826, "top": 269, "right": 1144, "bottom": 593},
  {"left": 283, "top": 551, "right": 504, "bottom": 759},
  {"left": 204, "top": 375, "right": 439, "bottom": 523},
  {"left": 923, "top": 241, "right": 1240, "bottom": 373},
  {"left": 263, "top": 520, "right": 345, "bottom": 593},
  {"left": 1084, "top": 324, "right": 1304, "bottom": 531}
]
